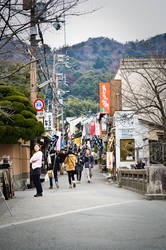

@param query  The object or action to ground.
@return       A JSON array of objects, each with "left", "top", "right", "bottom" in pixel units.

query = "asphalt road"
[{"left": 0, "top": 166, "right": 166, "bottom": 250}]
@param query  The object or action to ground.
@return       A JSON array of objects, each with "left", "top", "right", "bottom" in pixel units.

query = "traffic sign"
[{"left": 33, "top": 98, "right": 45, "bottom": 111}]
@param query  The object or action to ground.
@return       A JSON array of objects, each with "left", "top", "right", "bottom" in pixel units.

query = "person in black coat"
[{"left": 75, "top": 152, "right": 84, "bottom": 183}]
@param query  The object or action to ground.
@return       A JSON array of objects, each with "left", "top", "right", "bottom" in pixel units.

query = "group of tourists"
[{"left": 30, "top": 143, "right": 95, "bottom": 198}]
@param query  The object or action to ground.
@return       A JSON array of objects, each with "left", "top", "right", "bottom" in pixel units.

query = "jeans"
[
  {"left": 53, "top": 168, "right": 58, "bottom": 182},
  {"left": 33, "top": 168, "right": 43, "bottom": 194},
  {"left": 49, "top": 177, "right": 53, "bottom": 187},
  {"left": 67, "top": 171, "right": 75, "bottom": 185},
  {"left": 77, "top": 170, "right": 82, "bottom": 181}
]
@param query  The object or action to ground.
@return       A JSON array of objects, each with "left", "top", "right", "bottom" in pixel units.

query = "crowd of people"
[{"left": 30, "top": 143, "right": 95, "bottom": 198}]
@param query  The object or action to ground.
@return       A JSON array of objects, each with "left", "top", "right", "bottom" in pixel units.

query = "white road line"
[{"left": 0, "top": 200, "right": 140, "bottom": 230}]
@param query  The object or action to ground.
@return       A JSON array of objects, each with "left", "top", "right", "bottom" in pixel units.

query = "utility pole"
[
  {"left": 30, "top": 0, "right": 37, "bottom": 104},
  {"left": 56, "top": 74, "right": 60, "bottom": 131},
  {"left": 52, "top": 50, "right": 60, "bottom": 131}
]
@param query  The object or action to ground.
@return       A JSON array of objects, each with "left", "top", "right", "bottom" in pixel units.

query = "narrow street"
[{"left": 0, "top": 166, "right": 166, "bottom": 250}]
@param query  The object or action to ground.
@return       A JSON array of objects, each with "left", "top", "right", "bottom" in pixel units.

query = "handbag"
[{"left": 47, "top": 170, "right": 54, "bottom": 178}]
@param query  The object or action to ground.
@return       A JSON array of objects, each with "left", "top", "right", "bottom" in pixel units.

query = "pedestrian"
[
  {"left": 64, "top": 149, "right": 77, "bottom": 189},
  {"left": 30, "top": 143, "right": 43, "bottom": 197},
  {"left": 53, "top": 150, "right": 60, "bottom": 189},
  {"left": 56, "top": 149, "right": 67, "bottom": 175},
  {"left": 89, "top": 151, "right": 95, "bottom": 178},
  {"left": 47, "top": 152, "right": 54, "bottom": 189},
  {"left": 84, "top": 149, "right": 93, "bottom": 183},
  {"left": 76, "top": 152, "right": 84, "bottom": 183}
]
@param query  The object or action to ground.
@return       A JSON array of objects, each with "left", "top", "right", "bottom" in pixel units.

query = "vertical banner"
[
  {"left": 107, "top": 152, "right": 113, "bottom": 169},
  {"left": 99, "top": 82, "right": 110, "bottom": 114},
  {"left": 44, "top": 112, "right": 53, "bottom": 131},
  {"left": 56, "top": 131, "right": 61, "bottom": 151},
  {"left": 90, "top": 121, "right": 96, "bottom": 136}
]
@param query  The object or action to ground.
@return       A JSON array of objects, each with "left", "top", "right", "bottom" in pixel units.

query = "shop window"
[{"left": 120, "top": 139, "right": 135, "bottom": 161}]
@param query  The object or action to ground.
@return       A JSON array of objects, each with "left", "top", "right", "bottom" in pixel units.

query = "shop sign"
[
  {"left": 44, "top": 112, "right": 53, "bottom": 131},
  {"left": 99, "top": 82, "right": 110, "bottom": 114},
  {"left": 121, "top": 129, "right": 133, "bottom": 138}
]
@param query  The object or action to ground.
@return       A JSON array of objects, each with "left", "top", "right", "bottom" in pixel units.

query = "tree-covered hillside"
[{"left": 1, "top": 34, "right": 166, "bottom": 116}]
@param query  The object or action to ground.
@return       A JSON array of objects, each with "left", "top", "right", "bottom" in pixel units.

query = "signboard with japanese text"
[
  {"left": 44, "top": 112, "right": 53, "bottom": 131},
  {"left": 99, "top": 82, "right": 110, "bottom": 114},
  {"left": 121, "top": 129, "right": 133, "bottom": 138}
]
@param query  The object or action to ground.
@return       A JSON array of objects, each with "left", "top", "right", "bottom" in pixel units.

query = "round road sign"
[{"left": 33, "top": 98, "right": 45, "bottom": 111}]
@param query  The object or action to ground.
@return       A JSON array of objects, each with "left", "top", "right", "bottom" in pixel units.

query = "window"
[{"left": 120, "top": 139, "right": 135, "bottom": 161}]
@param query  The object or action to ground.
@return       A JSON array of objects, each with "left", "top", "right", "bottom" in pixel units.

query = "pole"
[
  {"left": 56, "top": 75, "right": 60, "bottom": 131},
  {"left": 30, "top": 0, "right": 37, "bottom": 104},
  {"left": 52, "top": 50, "right": 56, "bottom": 129}
]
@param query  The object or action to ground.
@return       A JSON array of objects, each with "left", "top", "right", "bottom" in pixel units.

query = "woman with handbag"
[{"left": 64, "top": 149, "right": 77, "bottom": 189}]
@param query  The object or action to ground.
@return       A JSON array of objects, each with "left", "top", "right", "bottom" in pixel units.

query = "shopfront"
[{"left": 114, "top": 111, "right": 149, "bottom": 169}]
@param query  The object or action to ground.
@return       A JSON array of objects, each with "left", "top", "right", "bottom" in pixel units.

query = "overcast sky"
[{"left": 43, "top": 0, "right": 166, "bottom": 49}]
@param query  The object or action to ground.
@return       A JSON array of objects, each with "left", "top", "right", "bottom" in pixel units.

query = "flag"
[
  {"left": 93, "top": 135, "right": 103, "bottom": 151},
  {"left": 46, "top": 134, "right": 59, "bottom": 157}
]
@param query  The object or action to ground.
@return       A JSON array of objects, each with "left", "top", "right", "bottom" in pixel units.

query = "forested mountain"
[
  {"left": 57, "top": 33, "right": 166, "bottom": 103},
  {"left": 1, "top": 33, "right": 166, "bottom": 116}
]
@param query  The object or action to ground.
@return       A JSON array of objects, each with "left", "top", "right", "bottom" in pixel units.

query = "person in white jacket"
[{"left": 30, "top": 143, "right": 43, "bottom": 197}]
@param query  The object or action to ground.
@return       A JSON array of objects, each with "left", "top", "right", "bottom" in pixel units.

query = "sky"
[{"left": 43, "top": 0, "right": 166, "bottom": 49}]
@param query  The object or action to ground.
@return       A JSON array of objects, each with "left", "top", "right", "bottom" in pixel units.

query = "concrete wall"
[{"left": 0, "top": 143, "right": 30, "bottom": 190}]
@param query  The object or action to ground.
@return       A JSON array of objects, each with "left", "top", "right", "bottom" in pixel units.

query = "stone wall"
[
  {"left": 147, "top": 165, "right": 166, "bottom": 194},
  {"left": 0, "top": 143, "right": 30, "bottom": 190},
  {"left": 118, "top": 166, "right": 166, "bottom": 195}
]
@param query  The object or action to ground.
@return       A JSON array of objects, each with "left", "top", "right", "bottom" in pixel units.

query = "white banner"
[
  {"left": 56, "top": 131, "right": 61, "bottom": 151},
  {"left": 107, "top": 152, "right": 113, "bottom": 169},
  {"left": 44, "top": 112, "right": 53, "bottom": 131}
]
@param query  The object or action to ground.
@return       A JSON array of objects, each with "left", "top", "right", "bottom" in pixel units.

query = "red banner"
[
  {"left": 99, "top": 82, "right": 110, "bottom": 114},
  {"left": 90, "top": 121, "right": 95, "bottom": 136}
]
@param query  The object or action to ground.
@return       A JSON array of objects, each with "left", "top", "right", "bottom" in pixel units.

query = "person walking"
[
  {"left": 64, "top": 149, "right": 77, "bottom": 189},
  {"left": 89, "top": 151, "right": 95, "bottom": 179},
  {"left": 47, "top": 152, "right": 54, "bottom": 189},
  {"left": 52, "top": 150, "right": 60, "bottom": 189},
  {"left": 84, "top": 149, "right": 93, "bottom": 183},
  {"left": 76, "top": 152, "right": 84, "bottom": 183},
  {"left": 30, "top": 143, "right": 43, "bottom": 197}
]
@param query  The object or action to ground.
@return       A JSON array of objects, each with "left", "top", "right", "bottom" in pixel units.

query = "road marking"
[{"left": 0, "top": 200, "right": 140, "bottom": 230}]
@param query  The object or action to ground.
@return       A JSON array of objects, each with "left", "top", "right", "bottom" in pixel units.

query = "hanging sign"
[{"left": 33, "top": 98, "right": 45, "bottom": 111}]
